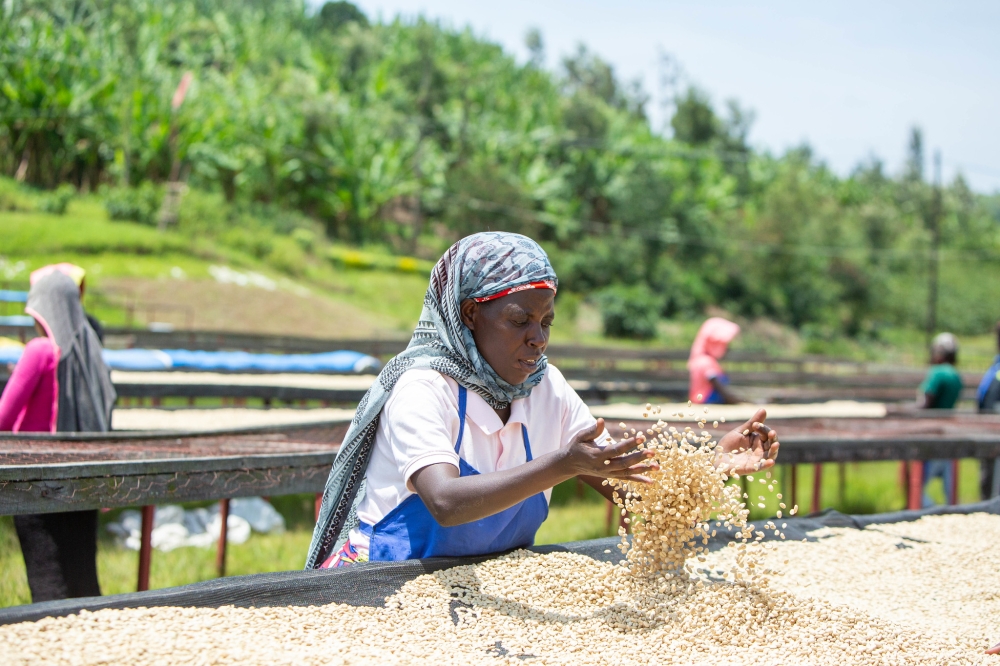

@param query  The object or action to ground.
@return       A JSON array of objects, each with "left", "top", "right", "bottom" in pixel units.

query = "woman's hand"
[
  {"left": 715, "top": 408, "right": 780, "bottom": 475},
  {"left": 560, "top": 418, "right": 659, "bottom": 483}
]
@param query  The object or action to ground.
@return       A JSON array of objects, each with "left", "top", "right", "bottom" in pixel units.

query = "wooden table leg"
[
  {"left": 137, "top": 505, "right": 154, "bottom": 592},
  {"left": 949, "top": 459, "right": 959, "bottom": 505},
  {"left": 216, "top": 498, "right": 230, "bottom": 578},
  {"left": 811, "top": 464, "right": 823, "bottom": 514},
  {"left": 907, "top": 461, "right": 924, "bottom": 510}
]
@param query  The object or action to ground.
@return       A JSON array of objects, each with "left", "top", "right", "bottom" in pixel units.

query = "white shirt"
[{"left": 348, "top": 364, "right": 608, "bottom": 555}]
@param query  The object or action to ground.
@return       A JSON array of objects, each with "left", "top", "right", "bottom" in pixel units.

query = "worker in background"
[
  {"left": 0, "top": 272, "right": 116, "bottom": 601},
  {"left": 305, "top": 233, "right": 780, "bottom": 568},
  {"left": 29, "top": 263, "right": 104, "bottom": 343},
  {"left": 688, "top": 317, "right": 742, "bottom": 404},
  {"left": 917, "top": 332, "right": 964, "bottom": 507},
  {"left": 975, "top": 321, "right": 1000, "bottom": 499}
]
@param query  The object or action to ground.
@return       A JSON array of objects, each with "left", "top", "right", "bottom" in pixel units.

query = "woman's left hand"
[{"left": 715, "top": 408, "right": 779, "bottom": 475}]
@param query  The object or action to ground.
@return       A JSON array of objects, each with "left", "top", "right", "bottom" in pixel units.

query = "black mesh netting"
[{"left": 2, "top": 497, "right": 998, "bottom": 626}]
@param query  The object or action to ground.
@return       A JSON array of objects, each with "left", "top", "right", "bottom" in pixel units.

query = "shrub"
[
  {"left": 175, "top": 189, "right": 229, "bottom": 235},
  {"left": 103, "top": 183, "right": 162, "bottom": 225},
  {"left": 38, "top": 184, "right": 75, "bottom": 215},
  {"left": 267, "top": 237, "right": 308, "bottom": 276},
  {"left": 327, "top": 246, "right": 433, "bottom": 274},
  {"left": 594, "top": 284, "right": 665, "bottom": 340},
  {"left": 0, "top": 177, "right": 32, "bottom": 211},
  {"left": 292, "top": 228, "right": 317, "bottom": 254},
  {"left": 222, "top": 228, "right": 275, "bottom": 259}
]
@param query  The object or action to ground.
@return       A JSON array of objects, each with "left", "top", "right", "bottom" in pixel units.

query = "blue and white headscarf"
[{"left": 306, "top": 232, "right": 558, "bottom": 568}]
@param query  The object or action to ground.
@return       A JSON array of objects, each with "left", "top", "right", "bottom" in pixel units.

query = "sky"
[{"left": 345, "top": 0, "right": 1000, "bottom": 192}]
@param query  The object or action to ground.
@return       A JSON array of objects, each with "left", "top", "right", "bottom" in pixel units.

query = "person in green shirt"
[{"left": 917, "top": 332, "right": 964, "bottom": 507}]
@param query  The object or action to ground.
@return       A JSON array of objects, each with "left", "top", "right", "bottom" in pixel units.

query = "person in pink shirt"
[
  {"left": 688, "top": 317, "right": 742, "bottom": 405},
  {"left": 0, "top": 320, "right": 59, "bottom": 433},
  {"left": 0, "top": 271, "right": 116, "bottom": 602}
]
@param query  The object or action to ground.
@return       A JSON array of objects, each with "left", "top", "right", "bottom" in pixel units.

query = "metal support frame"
[
  {"left": 993, "top": 458, "right": 1000, "bottom": 499},
  {"left": 216, "top": 499, "right": 230, "bottom": 578},
  {"left": 137, "top": 505, "right": 154, "bottom": 592},
  {"left": 811, "top": 464, "right": 823, "bottom": 514},
  {"left": 949, "top": 460, "right": 960, "bottom": 505},
  {"left": 907, "top": 461, "right": 924, "bottom": 510},
  {"left": 790, "top": 465, "right": 798, "bottom": 510}
]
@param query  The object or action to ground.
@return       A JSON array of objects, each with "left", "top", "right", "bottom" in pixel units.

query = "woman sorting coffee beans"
[{"left": 306, "top": 232, "right": 779, "bottom": 568}]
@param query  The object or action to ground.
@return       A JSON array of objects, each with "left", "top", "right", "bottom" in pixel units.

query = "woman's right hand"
[{"left": 560, "top": 418, "right": 658, "bottom": 483}]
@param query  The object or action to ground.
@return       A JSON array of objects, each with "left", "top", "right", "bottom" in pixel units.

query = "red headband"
[{"left": 472, "top": 280, "right": 557, "bottom": 303}]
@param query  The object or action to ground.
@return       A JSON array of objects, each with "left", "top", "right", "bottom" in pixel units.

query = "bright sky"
[{"left": 347, "top": 0, "right": 1000, "bottom": 193}]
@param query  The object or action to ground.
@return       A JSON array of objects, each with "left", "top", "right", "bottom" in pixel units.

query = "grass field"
[{"left": 0, "top": 462, "right": 987, "bottom": 609}]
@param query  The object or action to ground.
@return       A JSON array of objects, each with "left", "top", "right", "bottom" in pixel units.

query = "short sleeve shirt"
[
  {"left": 689, "top": 354, "right": 723, "bottom": 403},
  {"left": 348, "top": 364, "right": 608, "bottom": 555},
  {"left": 920, "top": 364, "right": 964, "bottom": 409}
]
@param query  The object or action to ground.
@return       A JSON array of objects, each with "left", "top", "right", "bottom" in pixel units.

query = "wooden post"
[
  {"left": 811, "top": 464, "right": 823, "bottom": 514},
  {"left": 216, "top": 498, "right": 230, "bottom": 578},
  {"left": 949, "top": 459, "right": 959, "bottom": 505},
  {"left": 907, "top": 461, "right": 924, "bottom": 510},
  {"left": 137, "top": 505, "right": 154, "bottom": 592}
]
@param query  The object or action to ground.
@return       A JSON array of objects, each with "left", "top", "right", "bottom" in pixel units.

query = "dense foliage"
[{"left": 2, "top": 0, "right": 999, "bottom": 338}]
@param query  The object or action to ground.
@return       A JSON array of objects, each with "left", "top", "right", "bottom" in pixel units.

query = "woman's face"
[{"left": 460, "top": 289, "right": 555, "bottom": 386}]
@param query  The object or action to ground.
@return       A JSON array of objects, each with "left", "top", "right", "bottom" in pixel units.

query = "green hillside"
[{"left": 2, "top": 179, "right": 997, "bottom": 368}]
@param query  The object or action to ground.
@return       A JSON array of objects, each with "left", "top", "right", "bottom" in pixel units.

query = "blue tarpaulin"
[
  {"left": 0, "top": 347, "right": 381, "bottom": 374},
  {"left": 0, "top": 315, "right": 34, "bottom": 327},
  {"left": 0, "top": 290, "right": 28, "bottom": 303}
]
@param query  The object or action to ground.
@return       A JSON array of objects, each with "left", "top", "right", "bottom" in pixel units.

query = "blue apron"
[
  {"left": 360, "top": 386, "right": 549, "bottom": 561},
  {"left": 705, "top": 373, "right": 730, "bottom": 404}
]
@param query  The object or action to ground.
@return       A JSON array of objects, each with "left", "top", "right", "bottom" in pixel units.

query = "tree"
[
  {"left": 671, "top": 87, "right": 717, "bottom": 145},
  {"left": 905, "top": 126, "right": 924, "bottom": 182},
  {"left": 315, "top": 1, "right": 368, "bottom": 33},
  {"left": 525, "top": 28, "right": 544, "bottom": 68}
]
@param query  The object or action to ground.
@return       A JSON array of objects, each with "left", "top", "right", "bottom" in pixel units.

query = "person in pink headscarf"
[{"left": 688, "top": 317, "right": 741, "bottom": 404}]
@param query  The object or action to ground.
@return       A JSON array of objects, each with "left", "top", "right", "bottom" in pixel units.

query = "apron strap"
[
  {"left": 456, "top": 387, "right": 532, "bottom": 463},
  {"left": 455, "top": 386, "right": 468, "bottom": 454}
]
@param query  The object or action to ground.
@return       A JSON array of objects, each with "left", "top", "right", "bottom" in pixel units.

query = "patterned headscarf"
[{"left": 306, "top": 232, "right": 558, "bottom": 568}]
